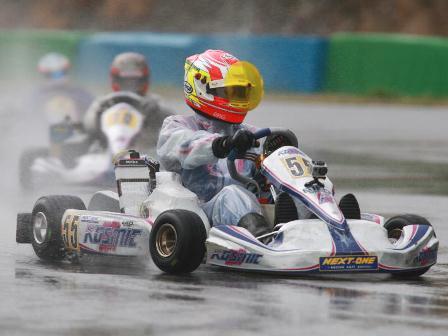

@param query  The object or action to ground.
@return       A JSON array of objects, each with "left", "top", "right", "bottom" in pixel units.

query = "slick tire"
[
  {"left": 384, "top": 214, "right": 432, "bottom": 239},
  {"left": 150, "top": 210, "right": 206, "bottom": 274},
  {"left": 19, "top": 147, "right": 49, "bottom": 190},
  {"left": 31, "top": 195, "right": 86, "bottom": 261},
  {"left": 384, "top": 214, "right": 433, "bottom": 278}
]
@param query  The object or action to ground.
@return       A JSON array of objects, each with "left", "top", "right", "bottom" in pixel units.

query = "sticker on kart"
[
  {"left": 319, "top": 255, "right": 378, "bottom": 271},
  {"left": 62, "top": 213, "right": 80, "bottom": 252},
  {"left": 82, "top": 221, "right": 143, "bottom": 253},
  {"left": 210, "top": 249, "right": 263, "bottom": 266}
]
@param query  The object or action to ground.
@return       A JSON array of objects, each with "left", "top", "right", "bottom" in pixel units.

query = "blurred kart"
[
  {"left": 19, "top": 92, "right": 147, "bottom": 189},
  {"left": 16, "top": 128, "right": 438, "bottom": 278}
]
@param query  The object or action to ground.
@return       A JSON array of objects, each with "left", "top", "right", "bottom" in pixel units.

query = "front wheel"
[
  {"left": 31, "top": 195, "right": 86, "bottom": 261},
  {"left": 150, "top": 210, "right": 206, "bottom": 274},
  {"left": 384, "top": 214, "right": 432, "bottom": 242},
  {"left": 384, "top": 214, "right": 433, "bottom": 278}
]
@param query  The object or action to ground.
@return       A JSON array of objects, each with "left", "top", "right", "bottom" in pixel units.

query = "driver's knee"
[
  {"left": 208, "top": 185, "right": 262, "bottom": 226},
  {"left": 220, "top": 185, "right": 262, "bottom": 212}
]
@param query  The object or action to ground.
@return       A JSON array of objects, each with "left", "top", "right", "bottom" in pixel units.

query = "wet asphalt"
[{"left": 1, "top": 94, "right": 447, "bottom": 335}]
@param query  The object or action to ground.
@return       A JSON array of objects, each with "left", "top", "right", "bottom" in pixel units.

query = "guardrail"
[
  {"left": 76, "top": 33, "right": 328, "bottom": 92},
  {"left": 3, "top": 30, "right": 448, "bottom": 97},
  {"left": 326, "top": 33, "right": 448, "bottom": 97}
]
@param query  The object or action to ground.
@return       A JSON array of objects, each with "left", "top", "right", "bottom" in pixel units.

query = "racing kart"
[
  {"left": 19, "top": 92, "right": 148, "bottom": 189},
  {"left": 16, "top": 128, "right": 438, "bottom": 277}
]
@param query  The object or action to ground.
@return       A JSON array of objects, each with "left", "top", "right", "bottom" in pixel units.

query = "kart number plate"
[{"left": 62, "top": 214, "right": 80, "bottom": 251}]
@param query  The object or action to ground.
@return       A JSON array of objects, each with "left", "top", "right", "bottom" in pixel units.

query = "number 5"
[{"left": 285, "top": 157, "right": 303, "bottom": 177}]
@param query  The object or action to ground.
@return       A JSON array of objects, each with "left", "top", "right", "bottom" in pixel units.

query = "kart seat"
[{"left": 274, "top": 192, "right": 298, "bottom": 225}]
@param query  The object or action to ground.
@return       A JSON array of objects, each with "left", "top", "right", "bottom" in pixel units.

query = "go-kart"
[
  {"left": 19, "top": 92, "right": 148, "bottom": 189},
  {"left": 205, "top": 129, "right": 438, "bottom": 276},
  {"left": 16, "top": 128, "right": 438, "bottom": 277}
]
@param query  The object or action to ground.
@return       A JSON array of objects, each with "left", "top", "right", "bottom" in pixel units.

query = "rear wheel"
[
  {"left": 150, "top": 210, "right": 206, "bottom": 274},
  {"left": 384, "top": 214, "right": 433, "bottom": 278},
  {"left": 31, "top": 195, "right": 86, "bottom": 261}
]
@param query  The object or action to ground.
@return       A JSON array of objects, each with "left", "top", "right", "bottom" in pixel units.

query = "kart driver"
[
  {"left": 31, "top": 52, "right": 93, "bottom": 146},
  {"left": 83, "top": 52, "right": 173, "bottom": 154},
  {"left": 157, "top": 49, "right": 271, "bottom": 238}
]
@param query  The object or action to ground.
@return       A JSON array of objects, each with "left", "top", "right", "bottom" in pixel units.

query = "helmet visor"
[{"left": 222, "top": 61, "right": 263, "bottom": 110}]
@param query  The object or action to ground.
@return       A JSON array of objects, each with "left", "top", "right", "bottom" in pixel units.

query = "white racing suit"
[{"left": 157, "top": 113, "right": 263, "bottom": 226}]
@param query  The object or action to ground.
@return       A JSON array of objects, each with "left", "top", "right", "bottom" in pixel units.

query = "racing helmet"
[
  {"left": 184, "top": 49, "right": 264, "bottom": 124},
  {"left": 110, "top": 52, "right": 150, "bottom": 96},
  {"left": 37, "top": 53, "right": 70, "bottom": 79}
]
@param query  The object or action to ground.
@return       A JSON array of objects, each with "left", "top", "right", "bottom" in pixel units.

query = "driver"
[
  {"left": 83, "top": 52, "right": 173, "bottom": 153},
  {"left": 157, "top": 49, "right": 270, "bottom": 238}
]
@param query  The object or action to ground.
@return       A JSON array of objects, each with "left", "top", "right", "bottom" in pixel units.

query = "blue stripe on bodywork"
[
  {"left": 262, "top": 167, "right": 366, "bottom": 255},
  {"left": 215, "top": 225, "right": 270, "bottom": 250},
  {"left": 393, "top": 225, "right": 431, "bottom": 251}
]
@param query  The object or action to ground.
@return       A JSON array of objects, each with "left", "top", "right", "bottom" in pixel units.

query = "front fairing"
[
  {"left": 261, "top": 146, "right": 343, "bottom": 229},
  {"left": 100, "top": 102, "right": 144, "bottom": 155}
]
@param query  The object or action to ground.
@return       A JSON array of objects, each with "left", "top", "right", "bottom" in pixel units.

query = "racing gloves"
[{"left": 212, "top": 130, "right": 257, "bottom": 158}]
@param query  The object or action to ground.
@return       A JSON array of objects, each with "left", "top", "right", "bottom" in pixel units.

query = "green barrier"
[
  {"left": 0, "top": 30, "right": 86, "bottom": 80},
  {"left": 326, "top": 33, "right": 448, "bottom": 97}
]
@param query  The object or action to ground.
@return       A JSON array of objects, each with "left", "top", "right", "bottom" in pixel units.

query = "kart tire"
[
  {"left": 19, "top": 147, "right": 49, "bottom": 190},
  {"left": 150, "top": 209, "right": 206, "bottom": 274},
  {"left": 384, "top": 214, "right": 433, "bottom": 278},
  {"left": 31, "top": 195, "right": 86, "bottom": 261},
  {"left": 384, "top": 214, "right": 432, "bottom": 234},
  {"left": 16, "top": 213, "right": 32, "bottom": 244}
]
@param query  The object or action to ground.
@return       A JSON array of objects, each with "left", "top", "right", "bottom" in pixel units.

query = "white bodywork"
[
  {"left": 61, "top": 170, "right": 209, "bottom": 257},
  {"left": 206, "top": 146, "right": 439, "bottom": 274},
  {"left": 100, "top": 103, "right": 144, "bottom": 156},
  {"left": 141, "top": 172, "right": 210, "bottom": 232},
  {"left": 61, "top": 209, "right": 151, "bottom": 256}
]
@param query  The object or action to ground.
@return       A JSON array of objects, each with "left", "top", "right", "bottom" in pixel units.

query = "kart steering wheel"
[{"left": 227, "top": 127, "right": 298, "bottom": 196}]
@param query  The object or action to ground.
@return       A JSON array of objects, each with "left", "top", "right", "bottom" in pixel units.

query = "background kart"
[
  {"left": 16, "top": 129, "right": 438, "bottom": 277},
  {"left": 19, "top": 92, "right": 148, "bottom": 190}
]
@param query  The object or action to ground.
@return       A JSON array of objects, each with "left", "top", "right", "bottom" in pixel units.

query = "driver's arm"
[{"left": 157, "top": 116, "right": 220, "bottom": 171}]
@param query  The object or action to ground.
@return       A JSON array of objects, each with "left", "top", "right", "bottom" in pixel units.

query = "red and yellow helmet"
[{"left": 184, "top": 50, "right": 263, "bottom": 124}]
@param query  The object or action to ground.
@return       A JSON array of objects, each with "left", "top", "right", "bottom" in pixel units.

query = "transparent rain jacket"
[{"left": 156, "top": 113, "right": 260, "bottom": 203}]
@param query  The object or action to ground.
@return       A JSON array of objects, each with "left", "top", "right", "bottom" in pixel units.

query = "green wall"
[
  {"left": 326, "top": 33, "right": 448, "bottom": 97},
  {"left": 3, "top": 29, "right": 448, "bottom": 98},
  {"left": 0, "top": 30, "right": 86, "bottom": 80}
]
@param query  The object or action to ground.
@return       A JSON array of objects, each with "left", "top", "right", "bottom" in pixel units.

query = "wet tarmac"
[{"left": 1, "top": 96, "right": 447, "bottom": 335}]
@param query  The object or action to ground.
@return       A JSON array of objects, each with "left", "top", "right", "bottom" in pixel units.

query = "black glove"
[
  {"left": 212, "top": 135, "right": 232, "bottom": 158},
  {"left": 230, "top": 129, "right": 256, "bottom": 154},
  {"left": 212, "top": 129, "right": 256, "bottom": 158}
]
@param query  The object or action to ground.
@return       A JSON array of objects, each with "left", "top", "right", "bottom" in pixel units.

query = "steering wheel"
[{"left": 226, "top": 127, "right": 298, "bottom": 196}]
